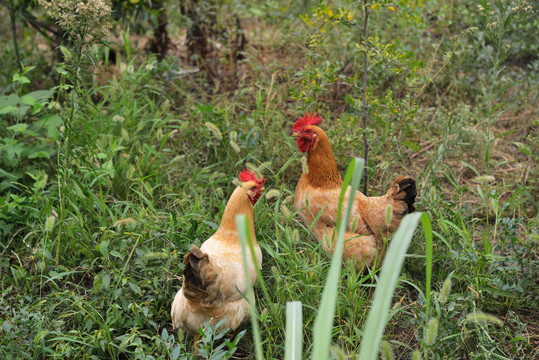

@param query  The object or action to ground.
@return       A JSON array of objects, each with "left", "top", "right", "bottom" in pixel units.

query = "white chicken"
[{"left": 171, "top": 170, "right": 265, "bottom": 333}]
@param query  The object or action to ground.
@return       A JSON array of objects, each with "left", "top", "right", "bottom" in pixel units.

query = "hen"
[
  {"left": 171, "top": 170, "right": 265, "bottom": 333},
  {"left": 292, "top": 112, "right": 416, "bottom": 268}
]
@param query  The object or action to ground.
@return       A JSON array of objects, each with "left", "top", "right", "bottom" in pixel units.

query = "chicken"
[
  {"left": 292, "top": 112, "right": 416, "bottom": 268},
  {"left": 171, "top": 170, "right": 265, "bottom": 333}
]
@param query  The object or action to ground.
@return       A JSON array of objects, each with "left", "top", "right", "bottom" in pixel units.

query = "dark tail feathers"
[
  {"left": 391, "top": 177, "right": 417, "bottom": 214},
  {"left": 182, "top": 246, "right": 216, "bottom": 302}
]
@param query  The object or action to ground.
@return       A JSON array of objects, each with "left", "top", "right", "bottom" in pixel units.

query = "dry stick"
[
  {"left": 228, "top": 46, "right": 237, "bottom": 91},
  {"left": 409, "top": 133, "right": 457, "bottom": 160},
  {"left": 361, "top": 1, "right": 370, "bottom": 194},
  {"left": 265, "top": 73, "right": 277, "bottom": 112},
  {"left": 8, "top": 0, "right": 22, "bottom": 72}
]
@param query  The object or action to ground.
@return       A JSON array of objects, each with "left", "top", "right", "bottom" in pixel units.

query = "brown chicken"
[
  {"left": 292, "top": 112, "right": 416, "bottom": 268},
  {"left": 171, "top": 170, "right": 265, "bottom": 332}
]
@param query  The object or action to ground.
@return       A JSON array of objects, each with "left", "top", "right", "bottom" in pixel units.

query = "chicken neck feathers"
[
  {"left": 171, "top": 183, "right": 261, "bottom": 331},
  {"left": 215, "top": 186, "right": 256, "bottom": 238},
  {"left": 181, "top": 186, "right": 256, "bottom": 303},
  {"left": 304, "top": 130, "right": 342, "bottom": 189}
]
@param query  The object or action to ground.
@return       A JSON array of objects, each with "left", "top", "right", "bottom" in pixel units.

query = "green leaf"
[
  {"left": 0, "top": 106, "right": 17, "bottom": 115},
  {"left": 170, "top": 345, "right": 181, "bottom": 360},
  {"left": 21, "top": 95, "right": 37, "bottom": 106},
  {"left": 358, "top": 212, "right": 421, "bottom": 360},
  {"left": 2, "top": 321, "right": 12, "bottom": 332},
  {"left": 3, "top": 141, "right": 25, "bottom": 163},
  {"left": 24, "top": 145, "right": 54, "bottom": 159},
  {"left": 421, "top": 213, "right": 433, "bottom": 358},
  {"left": 99, "top": 240, "right": 109, "bottom": 257},
  {"left": 129, "top": 282, "right": 142, "bottom": 295},
  {"left": 13, "top": 73, "right": 30, "bottom": 84},
  {"left": 0, "top": 94, "right": 19, "bottom": 108},
  {"left": 26, "top": 90, "right": 53, "bottom": 101},
  {"left": 32, "top": 114, "right": 63, "bottom": 138},
  {"left": 110, "top": 250, "right": 123, "bottom": 259},
  {"left": 43, "top": 271, "right": 82, "bottom": 285},
  {"left": 285, "top": 301, "right": 303, "bottom": 360},
  {"left": 513, "top": 142, "right": 531, "bottom": 156},
  {"left": 403, "top": 140, "right": 421, "bottom": 152},
  {"left": 312, "top": 157, "right": 364, "bottom": 360},
  {"left": 102, "top": 273, "right": 111, "bottom": 290},
  {"left": 236, "top": 214, "right": 264, "bottom": 360},
  {"left": 202, "top": 220, "right": 219, "bottom": 230},
  {"left": 7, "top": 123, "right": 28, "bottom": 134},
  {"left": 0, "top": 168, "right": 20, "bottom": 181}
]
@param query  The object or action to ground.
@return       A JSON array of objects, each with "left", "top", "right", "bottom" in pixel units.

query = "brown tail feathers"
[
  {"left": 182, "top": 246, "right": 217, "bottom": 302},
  {"left": 389, "top": 177, "right": 417, "bottom": 214}
]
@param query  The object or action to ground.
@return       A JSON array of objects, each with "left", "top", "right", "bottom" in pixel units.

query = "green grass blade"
[
  {"left": 241, "top": 212, "right": 280, "bottom": 323},
  {"left": 236, "top": 214, "right": 264, "bottom": 360},
  {"left": 275, "top": 152, "right": 300, "bottom": 180},
  {"left": 312, "top": 157, "right": 364, "bottom": 360},
  {"left": 285, "top": 301, "right": 303, "bottom": 360},
  {"left": 421, "top": 212, "right": 433, "bottom": 359},
  {"left": 358, "top": 212, "right": 421, "bottom": 360}
]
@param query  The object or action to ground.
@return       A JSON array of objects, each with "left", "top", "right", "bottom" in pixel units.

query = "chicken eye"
[
  {"left": 251, "top": 186, "right": 256, "bottom": 191},
  {"left": 305, "top": 129, "right": 312, "bottom": 134}
]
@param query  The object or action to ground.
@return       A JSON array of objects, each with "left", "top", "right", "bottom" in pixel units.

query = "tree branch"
[
  {"left": 9, "top": 0, "right": 22, "bottom": 71},
  {"left": 361, "top": 0, "right": 369, "bottom": 194}
]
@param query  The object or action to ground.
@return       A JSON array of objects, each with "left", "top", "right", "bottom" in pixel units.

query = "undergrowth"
[{"left": 0, "top": 0, "right": 537, "bottom": 359}]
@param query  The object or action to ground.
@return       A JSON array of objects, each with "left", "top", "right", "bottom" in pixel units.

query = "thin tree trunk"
[
  {"left": 361, "top": 0, "right": 369, "bottom": 194},
  {"left": 9, "top": 0, "right": 22, "bottom": 71},
  {"left": 148, "top": 0, "right": 170, "bottom": 60}
]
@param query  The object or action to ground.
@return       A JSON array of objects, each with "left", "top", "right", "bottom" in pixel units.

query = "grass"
[{"left": 1, "top": 0, "right": 538, "bottom": 359}]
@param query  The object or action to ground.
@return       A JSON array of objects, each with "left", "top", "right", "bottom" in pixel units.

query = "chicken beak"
[{"left": 292, "top": 132, "right": 300, "bottom": 137}]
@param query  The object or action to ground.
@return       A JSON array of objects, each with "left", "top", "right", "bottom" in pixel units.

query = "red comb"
[
  {"left": 238, "top": 169, "right": 265, "bottom": 185},
  {"left": 293, "top": 112, "right": 323, "bottom": 132}
]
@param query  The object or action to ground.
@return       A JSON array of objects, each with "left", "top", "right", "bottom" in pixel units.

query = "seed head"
[
  {"left": 425, "top": 317, "right": 439, "bottom": 346},
  {"left": 466, "top": 311, "right": 503, "bottom": 326},
  {"left": 205, "top": 122, "right": 222, "bottom": 140}
]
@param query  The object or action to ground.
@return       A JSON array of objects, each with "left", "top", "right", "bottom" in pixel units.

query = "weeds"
[{"left": 0, "top": 0, "right": 537, "bottom": 359}]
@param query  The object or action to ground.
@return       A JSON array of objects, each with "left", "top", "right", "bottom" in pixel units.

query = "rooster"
[
  {"left": 292, "top": 112, "right": 416, "bottom": 268},
  {"left": 171, "top": 170, "right": 265, "bottom": 333}
]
